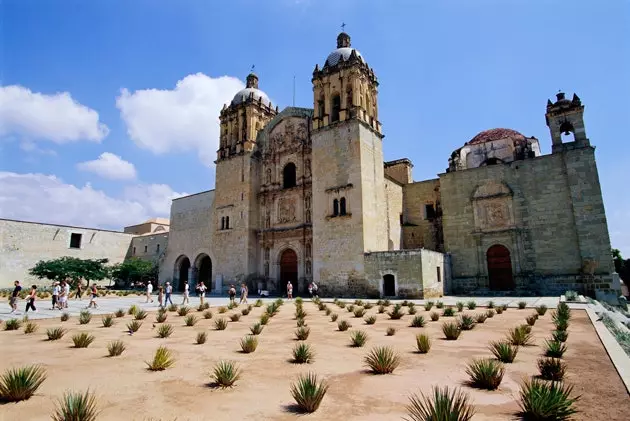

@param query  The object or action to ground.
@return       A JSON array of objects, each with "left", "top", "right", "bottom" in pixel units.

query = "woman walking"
[
  {"left": 182, "top": 282, "right": 190, "bottom": 305},
  {"left": 197, "top": 282, "right": 207, "bottom": 306},
  {"left": 75, "top": 282, "right": 83, "bottom": 300},
  {"left": 157, "top": 286, "right": 164, "bottom": 307},
  {"left": 287, "top": 281, "right": 293, "bottom": 300},
  {"left": 86, "top": 284, "right": 98, "bottom": 309},
  {"left": 239, "top": 283, "right": 248, "bottom": 305},
  {"left": 25, "top": 285, "right": 37, "bottom": 313}
]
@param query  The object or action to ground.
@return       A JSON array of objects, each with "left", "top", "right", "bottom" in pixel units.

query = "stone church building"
[{"left": 158, "top": 31, "right": 617, "bottom": 299}]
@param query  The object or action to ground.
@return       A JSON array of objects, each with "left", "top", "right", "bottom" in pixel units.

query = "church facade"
[{"left": 159, "top": 32, "right": 617, "bottom": 299}]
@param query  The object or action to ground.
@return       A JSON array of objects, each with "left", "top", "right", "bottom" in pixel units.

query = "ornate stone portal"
[{"left": 278, "top": 197, "right": 297, "bottom": 223}]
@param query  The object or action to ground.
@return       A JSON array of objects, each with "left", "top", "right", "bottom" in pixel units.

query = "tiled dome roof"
[{"left": 467, "top": 128, "right": 526, "bottom": 145}]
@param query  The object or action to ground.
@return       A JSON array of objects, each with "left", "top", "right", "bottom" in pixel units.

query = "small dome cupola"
[
  {"left": 246, "top": 72, "right": 259, "bottom": 89},
  {"left": 337, "top": 32, "right": 351, "bottom": 48},
  {"left": 323, "top": 31, "right": 364, "bottom": 68},
  {"left": 230, "top": 72, "right": 271, "bottom": 106}
]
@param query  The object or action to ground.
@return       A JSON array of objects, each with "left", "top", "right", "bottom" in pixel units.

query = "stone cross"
[{"left": 341, "top": 22, "right": 346, "bottom": 31}]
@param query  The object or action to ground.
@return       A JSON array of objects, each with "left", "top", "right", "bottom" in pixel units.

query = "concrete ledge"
[{"left": 585, "top": 307, "right": 630, "bottom": 395}]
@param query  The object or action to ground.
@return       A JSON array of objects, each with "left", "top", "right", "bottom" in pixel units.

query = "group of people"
[
  {"left": 145, "top": 280, "right": 212, "bottom": 307},
  {"left": 286, "top": 280, "right": 318, "bottom": 299},
  {"left": 8, "top": 279, "right": 99, "bottom": 314}
]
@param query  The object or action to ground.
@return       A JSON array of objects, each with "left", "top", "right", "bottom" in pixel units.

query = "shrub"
[
  {"left": 292, "top": 343, "right": 315, "bottom": 364},
  {"left": 378, "top": 305, "right": 386, "bottom": 314},
  {"left": 146, "top": 346, "right": 175, "bottom": 371},
  {"left": 167, "top": 304, "right": 178, "bottom": 312},
  {"left": 410, "top": 315, "right": 426, "bottom": 328},
  {"left": 459, "top": 315, "right": 475, "bottom": 331},
  {"left": 218, "top": 306, "right": 227, "bottom": 314},
  {"left": 215, "top": 318, "right": 228, "bottom": 330},
  {"left": 466, "top": 301, "right": 477, "bottom": 310},
  {"left": 211, "top": 361, "right": 241, "bottom": 388},
  {"left": 424, "top": 301, "right": 434, "bottom": 311},
  {"left": 386, "top": 326, "right": 397, "bottom": 336},
  {"left": 156, "top": 312, "right": 168, "bottom": 323},
  {"left": 330, "top": 314, "right": 339, "bottom": 322},
  {"left": 430, "top": 312, "right": 440, "bottom": 321},
  {"left": 227, "top": 302, "right": 238, "bottom": 310},
  {"left": 383, "top": 299, "right": 391, "bottom": 306},
  {"left": 290, "top": 372, "right": 328, "bottom": 413},
  {"left": 177, "top": 306, "right": 191, "bottom": 316},
  {"left": 296, "top": 318, "right": 306, "bottom": 328},
  {"left": 475, "top": 313, "right": 487, "bottom": 324},
  {"left": 350, "top": 330, "right": 368, "bottom": 347},
  {"left": 364, "top": 346, "right": 401, "bottom": 374},
  {"left": 486, "top": 309, "right": 495, "bottom": 318},
  {"left": 101, "top": 314, "right": 114, "bottom": 328},
  {"left": 72, "top": 332, "right": 95, "bottom": 348},
  {"left": 61, "top": 312, "right": 71, "bottom": 322},
  {"left": 495, "top": 307, "right": 504, "bottom": 314},
  {"left": 408, "top": 306, "right": 418, "bottom": 315},
  {"left": 157, "top": 324, "right": 174, "bottom": 338},
  {"left": 295, "top": 326, "right": 311, "bottom": 340},
  {"left": 405, "top": 386, "right": 475, "bottom": 421},
  {"left": 507, "top": 326, "right": 534, "bottom": 346},
  {"left": 51, "top": 390, "right": 99, "bottom": 421},
  {"left": 364, "top": 315, "right": 377, "bottom": 325},
  {"left": 518, "top": 301, "right": 527, "bottom": 309},
  {"left": 388, "top": 304, "right": 405, "bottom": 320},
  {"left": 538, "top": 357, "right": 567, "bottom": 381},
  {"left": 196, "top": 331, "right": 207, "bottom": 344},
  {"left": 230, "top": 313, "right": 241, "bottom": 322},
  {"left": 364, "top": 302, "right": 374, "bottom": 310},
  {"left": 184, "top": 314, "right": 198, "bottom": 326},
  {"left": 487, "top": 301, "right": 495, "bottom": 309},
  {"left": 466, "top": 358, "right": 504, "bottom": 390},
  {"left": 565, "top": 290, "right": 579, "bottom": 301},
  {"left": 337, "top": 301, "right": 346, "bottom": 309},
  {"left": 295, "top": 307, "right": 307, "bottom": 319},
  {"left": 552, "top": 329, "right": 568, "bottom": 343},
  {"left": 126, "top": 320, "right": 142, "bottom": 333},
  {"left": 47, "top": 327, "right": 67, "bottom": 341},
  {"left": 337, "top": 320, "right": 351, "bottom": 331},
  {"left": 0, "top": 365, "right": 47, "bottom": 402},
  {"left": 554, "top": 318, "right": 569, "bottom": 332},
  {"left": 240, "top": 335, "right": 258, "bottom": 353},
  {"left": 354, "top": 307, "right": 366, "bottom": 318},
  {"left": 545, "top": 340, "right": 567, "bottom": 358},
  {"left": 203, "top": 310, "right": 213, "bottom": 320},
  {"left": 250, "top": 323, "right": 263, "bottom": 335},
  {"left": 518, "top": 378, "right": 580, "bottom": 421},
  {"left": 325, "top": 308, "right": 332, "bottom": 316},
  {"left": 128, "top": 304, "right": 139, "bottom": 315},
  {"left": 536, "top": 304, "right": 548, "bottom": 316},
  {"left": 134, "top": 309, "right": 148, "bottom": 320},
  {"left": 78, "top": 310, "right": 92, "bottom": 325},
  {"left": 346, "top": 304, "right": 355, "bottom": 313},
  {"left": 442, "top": 307, "right": 455, "bottom": 317},
  {"left": 24, "top": 321, "right": 38, "bottom": 334},
  {"left": 197, "top": 304, "right": 205, "bottom": 312},
  {"left": 295, "top": 297, "right": 303, "bottom": 304},
  {"left": 442, "top": 321, "right": 461, "bottom": 340},
  {"left": 526, "top": 314, "right": 538, "bottom": 326},
  {"left": 260, "top": 313, "right": 270, "bottom": 325},
  {"left": 255, "top": 299, "right": 263, "bottom": 307},
  {"left": 415, "top": 333, "right": 431, "bottom": 354},
  {"left": 501, "top": 304, "right": 508, "bottom": 311},
  {"left": 456, "top": 302, "right": 464, "bottom": 312},
  {"left": 114, "top": 309, "right": 125, "bottom": 318},
  {"left": 107, "top": 340, "right": 126, "bottom": 356},
  {"left": 489, "top": 341, "right": 518, "bottom": 363}
]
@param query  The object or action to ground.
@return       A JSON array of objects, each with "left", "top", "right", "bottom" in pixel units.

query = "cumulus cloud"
[
  {"left": 0, "top": 85, "right": 109, "bottom": 143},
  {"left": 0, "top": 172, "right": 186, "bottom": 230},
  {"left": 77, "top": 152, "right": 137, "bottom": 180},
  {"left": 116, "top": 73, "right": 244, "bottom": 165}
]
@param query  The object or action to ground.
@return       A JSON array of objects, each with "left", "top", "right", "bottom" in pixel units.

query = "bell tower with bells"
[{"left": 545, "top": 91, "right": 590, "bottom": 153}]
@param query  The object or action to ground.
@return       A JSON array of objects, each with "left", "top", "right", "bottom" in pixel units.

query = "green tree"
[
  {"left": 613, "top": 249, "right": 623, "bottom": 273},
  {"left": 29, "top": 257, "right": 110, "bottom": 287},
  {"left": 110, "top": 258, "right": 157, "bottom": 287}
]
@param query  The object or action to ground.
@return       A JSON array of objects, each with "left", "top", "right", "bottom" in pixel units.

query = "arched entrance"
[
  {"left": 487, "top": 245, "right": 514, "bottom": 290},
  {"left": 175, "top": 255, "right": 190, "bottom": 292},
  {"left": 195, "top": 254, "right": 212, "bottom": 291},
  {"left": 279, "top": 249, "right": 298, "bottom": 295},
  {"left": 382, "top": 274, "right": 396, "bottom": 297}
]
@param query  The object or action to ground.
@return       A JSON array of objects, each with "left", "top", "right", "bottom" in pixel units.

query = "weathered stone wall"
[
  {"left": 384, "top": 178, "right": 403, "bottom": 250},
  {"left": 402, "top": 179, "right": 441, "bottom": 250},
  {"left": 384, "top": 160, "right": 413, "bottom": 185},
  {"left": 130, "top": 233, "right": 168, "bottom": 263},
  {"left": 420, "top": 249, "right": 446, "bottom": 298},
  {"left": 0, "top": 219, "right": 133, "bottom": 288}
]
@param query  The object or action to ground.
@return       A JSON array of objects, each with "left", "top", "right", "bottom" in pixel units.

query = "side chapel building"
[{"left": 159, "top": 32, "right": 617, "bottom": 299}]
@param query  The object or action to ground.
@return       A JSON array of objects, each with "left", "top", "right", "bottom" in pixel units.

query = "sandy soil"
[{"left": 0, "top": 301, "right": 628, "bottom": 421}]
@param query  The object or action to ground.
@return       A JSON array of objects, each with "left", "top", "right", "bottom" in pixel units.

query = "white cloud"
[
  {"left": 116, "top": 73, "right": 244, "bottom": 165},
  {"left": 77, "top": 152, "right": 137, "bottom": 180},
  {"left": 0, "top": 172, "right": 186, "bottom": 230},
  {"left": 0, "top": 85, "right": 109, "bottom": 143}
]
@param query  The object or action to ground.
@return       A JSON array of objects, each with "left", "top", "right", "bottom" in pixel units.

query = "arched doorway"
[
  {"left": 196, "top": 254, "right": 212, "bottom": 291},
  {"left": 279, "top": 249, "right": 298, "bottom": 295},
  {"left": 175, "top": 255, "right": 190, "bottom": 292},
  {"left": 382, "top": 274, "right": 396, "bottom": 297},
  {"left": 487, "top": 245, "right": 514, "bottom": 290}
]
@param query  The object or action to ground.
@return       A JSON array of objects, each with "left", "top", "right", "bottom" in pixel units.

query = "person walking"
[
  {"left": 9, "top": 280, "right": 21, "bottom": 313},
  {"left": 164, "top": 282, "right": 173, "bottom": 306},
  {"left": 63, "top": 281, "right": 71, "bottom": 308},
  {"left": 308, "top": 282, "right": 313, "bottom": 298},
  {"left": 75, "top": 282, "right": 83, "bottom": 300},
  {"left": 146, "top": 281, "right": 154, "bottom": 303},
  {"left": 51, "top": 281, "right": 60, "bottom": 310},
  {"left": 157, "top": 286, "right": 164, "bottom": 307},
  {"left": 182, "top": 282, "right": 190, "bottom": 305},
  {"left": 239, "top": 283, "right": 248, "bottom": 305},
  {"left": 86, "top": 284, "right": 98, "bottom": 309},
  {"left": 228, "top": 284, "right": 236, "bottom": 305},
  {"left": 197, "top": 282, "right": 206, "bottom": 306},
  {"left": 287, "top": 281, "right": 293, "bottom": 300},
  {"left": 312, "top": 281, "right": 319, "bottom": 299},
  {"left": 25, "top": 285, "right": 37, "bottom": 313}
]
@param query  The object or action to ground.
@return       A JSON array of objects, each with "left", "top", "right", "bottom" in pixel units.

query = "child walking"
[{"left": 25, "top": 285, "right": 37, "bottom": 313}]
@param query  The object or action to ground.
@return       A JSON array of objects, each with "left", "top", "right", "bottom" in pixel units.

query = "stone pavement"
[{"left": 0, "top": 294, "right": 560, "bottom": 322}]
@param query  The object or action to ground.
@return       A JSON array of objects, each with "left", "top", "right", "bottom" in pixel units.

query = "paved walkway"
[{"left": 0, "top": 294, "right": 560, "bottom": 322}]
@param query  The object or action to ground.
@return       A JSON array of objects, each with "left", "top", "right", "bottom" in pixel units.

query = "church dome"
[
  {"left": 467, "top": 128, "right": 526, "bottom": 145},
  {"left": 323, "top": 32, "right": 365, "bottom": 67},
  {"left": 231, "top": 72, "right": 271, "bottom": 106}
]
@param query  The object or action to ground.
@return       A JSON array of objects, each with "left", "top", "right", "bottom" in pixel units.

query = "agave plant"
[
  {"left": 364, "top": 346, "right": 401, "bottom": 374},
  {"left": 51, "top": 390, "right": 100, "bottom": 421},
  {"left": 538, "top": 357, "right": 567, "bottom": 381},
  {"left": 545, "top": 340, "right": 567, "bottom": 358},
  {"left": 254, "top": 299, "right": 263, "bottom": 307},
  {"left": 430, "top": 312, "right": 440, "bottom": 321},
  {"left": 415, "top": 333, "right": 431, "bottom": 354},
  {"left": 230, "top": 313, "right": 241, "bottom": 322},
  {"left": 350, "top": 330, "right": 368, "bottom": 347},
  {"left": 386, "top": 326, "right": 397, "bottom": 336},
  {"left": 100, "top": 314, "right": 114, "bottom": 328},
  {"left": 107, "top": 340, "right": 126, "bottom": 357},
  {"left": 184, "top": 314, "right": 199, "bottom": 326},
  {"left": 292, "top": 343, "right": 315, "bottom": 364},
  {"left": 128, "top": 304, "right": 139, "bottom": 315},
  {"left": 466, "top": 301, "right": 477, "bottom": 310},
  {"left": 325, "top": 308, "right": 332, "bottom": 316},
  {"left": 354, "top": 307, "right": 366, "bottom": 318},
  {"left": 337, "top": 320, "right": 351, "bottom": 331},
  {"left": 114, "top": 309, "right": 125, "bottom": 318},
  {"left": 290, "top": 372, "right": 329, "bottom": 413},
  {"left": 215, "top": 318, "right": 228, "bottom": 330},
  {"left": 507, "top": 326, "right": 533, "bottom": 346},
  {"left": 410, "top": 315, "right": 426, "bottom": 328},
  {"left": 78, "top": 310, "right": 92, "bottom": 325},
  {"left": 23, "top": 321, "right": 38, "bottom": 334},
  {"left": 157, "top": 324, "right": 174, "bottom": 338},
  {"left": 526, "top": 314, "right": 538, "bottom": 326},
  {"left": 211, "top": 361, "right": 241, "bottom": 388},
  {"left": 196, "top": 331, "right": 207, "bottom": 344},
  {"left": 536, "top": 304, "right": 548, "bottom": 316},
  {"left": 47, "top": 327, "right": 67, "bottom": 341},
  {"left": 424, "top": 301, "right": 434, "bottom": 311},
  {"left": 456, "top": 302, "right": 464, "bottom": 312},
  {"left": 134, "top": 309, "right": 148, "bottom": 320},
  {"left": 436, "top": 301, "right": 444, "bottom": 309},
  {"left": 475, "top": 313, "right": 487, "bottom": 324},
  {"left": 553, "top": 330, "right": 568, "bottom": 343},
  {"left": 295, "top": 326, "right": 311, "bottom": 340},
  {"left": 126, "top": 320, "right": 142, "bottom": 333},
  {"left": 405, "top": 386, "right": 475, "bottom": 421},
  {"left": 458, "top": 315, "right": 475, "bottom": 330},
  {"left": 408, "top": 306, "right": 418, "bottom": 315},
  {"left": 378, "top": 305, "right": 386, "bottom": 314},
  {"left": 0, "top": 365, "right": 47, "bottom": 402},
  {"left": 518, "top": 301, "right": 527, "bottom": 309},
  {"left": 365, "top": 315, "right": 376, "bottom": 325},
  {"left": 318, "top": 302, "right": 326, "bottom": 311},
  {"left": 177, "top": 306, "right": 191, "bottom": 316},
  {"left": 486, "top": 309, "right": 495, "bottom": 318},
  {"left": 442, "top": 307, "right": 455, "bottom": 317},
  {"left": 218, "top": 306, "right": 227, "bottom": 314},
  {"left": 466, "top": 358, "right": 504, "bottom": 390},
  {"left": 296, "top": 318, "right": 307, "bottom": 328},
  {"left": 442, "top": 321, "right": 461, "bottom": 340},
  {"left": 518, "top": 378, "right": 580, "bottom": 420},
  {"left": 346, "top": 304, "right": 355, "bottom": 313},
  {"left": 240, "top": 335, "right": 258, "bottom": 353},
  {"left": 72, "top": 332, "right": 95, "bottom": 348},
  {"left": 146, "top": 346, "right": 175, "bottom": 371},
  {"left": 554, "top": 318, "right": 569, "bottom": 332},
  {"left": 260, "top": 313, "right": 270, "bottom": 325},
  {"left": 364, "top": 302, "right": 374, "bottom": 310},
  {"left": 61, "top": 312, "right": 71, "bottom": 322},
  {"left": 388, "top": 304, "right": 405, "bottom": 320},
  {"left": 489, "top": 340, "right": 518, "bottom": 363},
  {"left": 250, "top": 322, "right": 263, "bottom": 335},
  {"left": 295, "top": 307, "right": 307, "bottom": 319}
]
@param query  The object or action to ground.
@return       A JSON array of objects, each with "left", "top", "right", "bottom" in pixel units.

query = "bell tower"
[
  {"left": 545, "top": 91, "right": 589, "bottom": 153},
  {"left": 310, "top": 31, "right": 388, "bottom": 290}
]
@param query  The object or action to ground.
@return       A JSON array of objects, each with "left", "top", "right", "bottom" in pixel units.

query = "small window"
[
  {"left": 283, "top": 163, "right": 297, "bottom": 189},
  {"left": 133, "top": 247, "right": 136, "bottom": 256},
  {"left": 333, "top": 199, "right": 339, "bottom": 216},
  {"left": 69, "top": 233, "right": 82, "bottom": 249},
  {"left": 156, "top": 244, "right": 160, "bottom": 253},
  {"left": 437, "top": 267, "right": 441, "bottom": 283},
  {"left": 399, "top": 214, "right": 403, "bottom": 225},
  {"left": 331, "top": 94, "right": 341, "bottom": 122},
  {"left": 144, "top": 245, "right": 148, "bottom": 253},
  {"left": 425, "top": 204, "right": 436, "bottom": 220},
  {"left": 339, "top": 197, "right": 347, "bottom": 216},
  {"left": 221, "top": 217, "right": 225, "bottom": 230},
  {"left": 225, "top": 216, "right": 230, "bottom": 229}
]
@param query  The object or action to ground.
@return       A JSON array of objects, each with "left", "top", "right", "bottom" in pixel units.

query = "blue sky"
[{"left": 1, "top": 0, "right": 628, "bottom": 254}]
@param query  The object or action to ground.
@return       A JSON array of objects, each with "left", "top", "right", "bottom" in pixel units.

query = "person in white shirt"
[
  {"left": 51, "top": 282, "right": 60, "bottom": 310},
  {"left": 198, "top": 282, "right": 207, "bottom": 306},
  {"left": 182, "top": 282, "right": 190, "bottom": 305},
  {"left": 164, "top": 282, "right": 173, "bottom": 306},
  {"left": 146, "top": 282, "right": 154, "bottom": 303}
]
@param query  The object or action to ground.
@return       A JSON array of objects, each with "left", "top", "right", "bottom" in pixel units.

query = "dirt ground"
[{"left": 0, "top": 301, "right": 628, "bottom": 421}]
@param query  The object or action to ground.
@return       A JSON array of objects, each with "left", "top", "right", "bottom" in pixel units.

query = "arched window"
[
  {"left": 317, "top": 95, "right": 325, "bottom": 119},
  {"left": 225, "top": 216, "right": 230, "bottom": 229},
  {"left": 333, "top": 199, "right": 339, "bottom": 216},
  {"left": 156, "top": 244, "right": 160, "bottom": 253},
  {"left": 331, "top": 94, "right": 341, "bottom": 122},
  {"left": 283, "top": 163, "right": 296, "bottom": 189},
  {"left": 340, "top": 197, "right": 347, "bottom": 216}
]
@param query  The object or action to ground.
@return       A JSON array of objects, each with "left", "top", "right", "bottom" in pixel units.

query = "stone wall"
[
  {"left": 402, "top": 178, "right": 441, "bottom": 250},
  {"left": 130, "top": 233, "right": 168, "bottom": 263},
  {"left": 0, "top": 219, "right": 133, "bottom": 288},
  {"left": 384, "top": 177, "right": 403, "bottom": 250}
]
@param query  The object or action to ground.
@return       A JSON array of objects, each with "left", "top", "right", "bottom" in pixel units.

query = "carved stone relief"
[
  {"left": 278, "top": 197, "right": 297, "bottom": 224},
  {"left": 474, "top": 197, "right": 512, "bottom": 230}
]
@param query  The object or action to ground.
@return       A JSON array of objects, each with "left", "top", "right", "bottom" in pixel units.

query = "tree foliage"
[
  {"left": 29, "top": 257, "right": 109, "bottom": 287},
  {"left": 110, "top": 258, "right": 158, "bottom": 287},
  {"left": 612, "top": 249, "right": 630, "bottom": 283}
]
